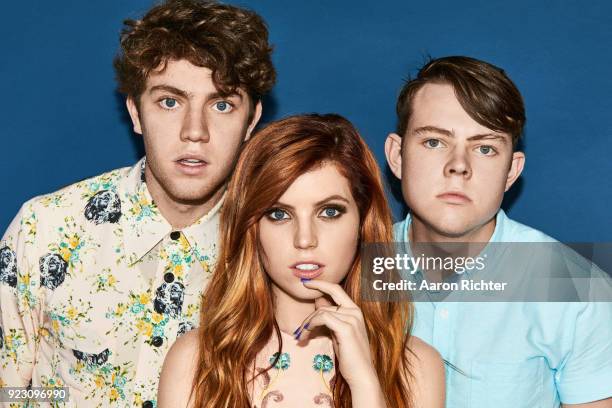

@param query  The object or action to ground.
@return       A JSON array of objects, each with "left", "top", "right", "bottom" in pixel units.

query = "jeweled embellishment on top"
[
  {"left": 269, "top": 352, "right": 291, "bottom": 370},
  {"left": 312, "top": 354, "right": 333, "bottom": 373}
]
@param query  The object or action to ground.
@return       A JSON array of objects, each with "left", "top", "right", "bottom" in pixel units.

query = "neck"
[
  {"left": 272, "top": 284, "right": 316, "bottom": 335},
  {"left": 409, "top": 215, "right": 496, "bottom": 281},
  {"left": 145, "top": 167, "right": 224, "bottom": 229},
  {"left": 410, "top": 214, "right": 496, "bottom": 244}
]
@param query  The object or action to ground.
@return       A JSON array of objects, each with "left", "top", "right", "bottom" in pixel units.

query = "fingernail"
[
  {"left": 301, "top": 278, "right": 311, "bottom": 283},
  {"left": 293, "top": 326, "right": 301, "bottom": 335},
  {"left": 303, "top": 323, "right": 310, "bottom": 330},
  {"left": 295, "top": 331, "right": 302, "bottom": 340}
]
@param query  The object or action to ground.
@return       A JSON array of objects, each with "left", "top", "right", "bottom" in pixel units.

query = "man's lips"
[
  {"left": 176, "top": 154, "right": 207, "bottom": 164},
  {"left": 436, "top": 192, "right": 471, "bottom": 204},
  {"left": 175, "top": 155, "right": 208, "bottom": 174},
  {"left": 290, "top": 262, "right": 325, "bottom": 279}
]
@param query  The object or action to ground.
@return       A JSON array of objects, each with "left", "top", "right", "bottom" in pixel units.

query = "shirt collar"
[
  {"left": 399, "top": 210, "right": 508, "bottom": 302},
  {"left": 118, "top": 157, "right": 224, "bottom": 265}
]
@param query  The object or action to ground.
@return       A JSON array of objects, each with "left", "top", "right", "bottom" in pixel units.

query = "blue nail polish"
[
  {"left": 293, "top": 326, "right": 301, "bottom": 335},
  {"left": 304, "top": 323, "right": 310, "bottom": 330},
  {"left": 301, "top": 278, "right": 311, "bottom": 283},
  {"left": 295, "top": 331, "right": 302, "bottom": 340}
]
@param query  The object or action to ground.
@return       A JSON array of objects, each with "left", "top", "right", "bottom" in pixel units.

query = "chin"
[
  {"left": 284, "top": 286, "right": 322, "bottom": 301},
  {"left": 433, "top": 215, "right": 495, "bottom": 239},
  {"left": 167, "top": 184, "right": 221, "bottom": 204},
  {"left": 420, "top": 215, "right": 474, "bottom": 239},
  {"left": 435, "top": 225, "right": 474, "bottom": 239}
]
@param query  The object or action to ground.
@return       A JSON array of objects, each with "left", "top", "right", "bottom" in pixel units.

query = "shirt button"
[
  {"left": 142, "top": 401, "right": 154, "bottom": 408},
  {"left": 151, "top": 336, "right": 164, "bottom": 347},
  {"left": 170, "top": 231, "right": 181, "bottom": 240},
  {"left": 439, "top": 308, "right": 449, "bottom": 319},
  {"left": 164, "top": 272, "right": 175, "bottom": 283}
]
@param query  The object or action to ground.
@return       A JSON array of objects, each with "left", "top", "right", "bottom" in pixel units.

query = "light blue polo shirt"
[{"left": 394, "top": 210, "right": 612, "bottom": 407}]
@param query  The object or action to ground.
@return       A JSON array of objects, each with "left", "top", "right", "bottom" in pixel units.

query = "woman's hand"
[{"left": 295, "top": 279, "right": 386, "bottom": 407}]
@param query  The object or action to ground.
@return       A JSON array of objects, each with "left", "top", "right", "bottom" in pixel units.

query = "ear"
[
  {"left": 126, "top": 97, "right": 143, "bottom": 135},
  {"left": 505, "top": 151, "right": 525, "bottom": 191},
  {"left": 385, "top": 133, "right": 403, "bottom": 180},
  {"left": 244, "top": 100, "right": 263, "bottom": 141}
]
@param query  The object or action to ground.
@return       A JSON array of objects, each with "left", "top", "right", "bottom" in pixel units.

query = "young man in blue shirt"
[{"left": 385, "top": 56, "right": 612, "bottom": 407}]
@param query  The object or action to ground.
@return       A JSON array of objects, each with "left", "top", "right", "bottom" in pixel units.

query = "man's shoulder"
[
  {"left": 498, "top": 212, "right": 558, "bottom": 243},
  {"left": 17, "top": 165, "right": 135, "bottom": 229},
  {"left": 393, "top": 219, "right": 406, "bottom": 241}
]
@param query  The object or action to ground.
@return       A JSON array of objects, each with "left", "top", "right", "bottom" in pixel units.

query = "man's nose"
[
  {"left": 181, "top": 108, "right": 210, "bottom": 142},
  {"left": 444, "top": 149, "right": 472, "bottom": 178}
]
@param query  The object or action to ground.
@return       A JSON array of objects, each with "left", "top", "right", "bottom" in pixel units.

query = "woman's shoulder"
[
  {"left": 170, "top": 328, "right": 200, "bottom": 358},
  {"left": 406, "top": 336, "right": 445, "bottom": 408},
  {"left": 407, "top": 335, "right": 443, "bottom": 368},
  {"left": 157, "top": 329, "right": 201, "bottom": 408}
]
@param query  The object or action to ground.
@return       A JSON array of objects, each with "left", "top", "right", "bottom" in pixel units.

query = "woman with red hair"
[{"left": 158, "top": 114, "right": 444, "bottom": 407}]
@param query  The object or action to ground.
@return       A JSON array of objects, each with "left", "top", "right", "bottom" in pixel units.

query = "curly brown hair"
[{"left": 113, "top": 0, "right": 276, "bottom": 102}]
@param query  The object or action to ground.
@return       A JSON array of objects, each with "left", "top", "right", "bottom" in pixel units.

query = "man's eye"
[
  {"left": 160, "top": 98, "right": 178, "bottom": 109},
  {"left": 478, "top": 145, "right": 496, "bottom": 156},
  {"left": 213, "top": 101, "right": 233, "bottom": 113},
  {"left": 266, "top": 208, "right": 289, "bottom": 221},
  {"left": 424, "top": 139, "right": 442, "bottom": 148}
]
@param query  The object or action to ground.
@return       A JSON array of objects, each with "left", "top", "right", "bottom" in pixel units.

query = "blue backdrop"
[{"left": 1, "top": 0, "right": 610, "bottom": 241}]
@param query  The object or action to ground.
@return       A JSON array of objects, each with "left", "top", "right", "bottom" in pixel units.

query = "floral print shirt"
[{"left": 0, "top": 158, "right": 221, "bottom": 407}]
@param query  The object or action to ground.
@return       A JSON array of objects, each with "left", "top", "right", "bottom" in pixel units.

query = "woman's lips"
[{"left": 291, "top": 263, "right": 325, "bottom": 279}]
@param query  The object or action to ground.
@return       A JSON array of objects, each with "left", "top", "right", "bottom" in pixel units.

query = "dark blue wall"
[{"left": 2, "top": 0, "right": 611, "bottom": 241}]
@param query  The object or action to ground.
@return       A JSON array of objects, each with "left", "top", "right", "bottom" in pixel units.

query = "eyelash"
[
  {"left": 156, "top": 98, "right": 235, "bottom": 112},
  {"left": 423, "top": 139, "right": 499, "bottom": 156},
  {"left": 265, "top": 205, "right": 347, "bottom": 222},
  {"left": 477, "top": 145, "right": 498, "bottom": 155},
  {"left": 212, "top": 100, "right": 234, "bottom": 113},
  {"left": 424, "top": 138, "right": 444, "bottom": 148},
  {"left": 158, "top": 97, "right": 180, "bottom": 110},
  {"left": 320, "top": 205, "right": 346, "bottom": 219}
]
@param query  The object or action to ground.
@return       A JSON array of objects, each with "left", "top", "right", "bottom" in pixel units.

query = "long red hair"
[{"left": 192, "top": 114, "right": 413, "bottom": 407}]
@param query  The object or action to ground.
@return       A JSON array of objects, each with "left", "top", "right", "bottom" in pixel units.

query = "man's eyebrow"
[
  {"left": 148, "top": 85, "right": 244, "bottom": 102},
  {"left": 148, "top": 85, "right": 190, "bottom": 98},
  {"left": 413, "top": 126, "right": 508, "bottom": 144},
  {"left": 467, "top": 133, "right": 508, "bottom": 144},
  {"left": 274, "top": 195, "right": 350, "bottom": 210},
  {"left": 412, "top": 126, "right": 454, "bottom": 137}
]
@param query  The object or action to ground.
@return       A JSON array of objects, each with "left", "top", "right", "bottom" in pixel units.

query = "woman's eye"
[
  {"left": 160, "top": 98, "right": 178, "bottom": 109},
  {"left": 478, "top": 145, "right": 496, "bottom": 156},
  {"left": 424, "top": 139, "right": 442, "bottom": 148},
  {"left": 320, "top": 207, "right": 343, "bottom": 218},
  {"left": 267, "top": 209, "right": 289, "bottom": 221},
  {"left": 213, "top": 101, "right": 233, "bottom": 113}
]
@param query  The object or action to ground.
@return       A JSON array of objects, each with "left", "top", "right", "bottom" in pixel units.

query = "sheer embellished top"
[{"left": 249, "top": 330, "right": 336, "bottom": 408}]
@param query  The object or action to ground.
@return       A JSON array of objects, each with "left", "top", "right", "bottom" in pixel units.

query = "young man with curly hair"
[{"left": 0, "top": 1, "right": 275, "bottom": 406}]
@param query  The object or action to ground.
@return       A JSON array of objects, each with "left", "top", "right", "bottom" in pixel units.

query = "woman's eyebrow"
[{"left": 274, "top": 195, "right": 350, "bottom": 210}]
